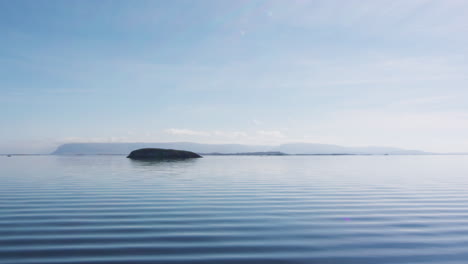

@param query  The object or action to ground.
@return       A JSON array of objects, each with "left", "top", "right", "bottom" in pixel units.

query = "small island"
[
  {"left": 203, "top": 151, "right": 287, "bottom": 156},
  {"left": 127, "top": 148, "right": 202, "bottom": 160}
]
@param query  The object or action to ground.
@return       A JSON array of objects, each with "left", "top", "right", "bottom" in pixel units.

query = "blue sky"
[{"left": 1, "top": 0, "right": 468, "bottom": 153}]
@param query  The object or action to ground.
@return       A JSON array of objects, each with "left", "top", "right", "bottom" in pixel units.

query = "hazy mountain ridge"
[{"left": 52, "top": 142, "right": 428, "bottom": 155}]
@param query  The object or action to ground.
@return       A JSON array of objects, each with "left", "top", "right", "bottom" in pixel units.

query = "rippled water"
[{"left": 1, "top": 155, "right": 468, "bottom": 264}]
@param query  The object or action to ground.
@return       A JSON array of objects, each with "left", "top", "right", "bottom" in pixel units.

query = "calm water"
[{"left": 1, "top": 155, "right": 468, "bottom": 264}]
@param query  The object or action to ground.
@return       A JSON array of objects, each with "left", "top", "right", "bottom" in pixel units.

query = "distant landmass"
[
  {"left": 52, "top": 142, "right": 429, "bottom": 155},
  {"left": 204, "top": 151, "right": 287, "bottom": 156}
]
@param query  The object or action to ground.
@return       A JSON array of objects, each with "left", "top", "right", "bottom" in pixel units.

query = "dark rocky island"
[{"left": 127, "top": 148, "right": 202, "bottom": 160}]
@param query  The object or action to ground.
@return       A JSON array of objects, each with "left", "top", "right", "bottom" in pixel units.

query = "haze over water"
[{"left": 2, "top": 155, "right": 468, "bottom": 264}]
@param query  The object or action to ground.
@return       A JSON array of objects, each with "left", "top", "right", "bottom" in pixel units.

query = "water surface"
[{"left": 1, "top": 155, "right": 468, "bottom": 264}]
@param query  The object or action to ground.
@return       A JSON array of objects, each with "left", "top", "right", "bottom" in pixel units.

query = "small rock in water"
[{"left": 127, "top": 148, "right": 202, "bottom": 160}]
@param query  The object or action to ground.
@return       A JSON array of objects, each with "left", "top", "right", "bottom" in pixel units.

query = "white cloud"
[
  {"left": 213, "top": 130, "right": 248, "bottom": 138},
  {"left": 252, "top": 119, "right": 263, "bottom": 125},
  {"left": 162, "top": 128, "right": 288, "bottom": 145},
  {"left": 256, "top": 130, "right": 285, "bottom": 138},
  {"left": 164, "top": 128, "right": 211, "bottom": 136},
  {"left": 164, "top": 129, "right": 248, "bottom": 139}
]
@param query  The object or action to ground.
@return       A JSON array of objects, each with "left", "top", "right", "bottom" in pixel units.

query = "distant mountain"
[
  {"left": 52, "top": 142, "right": 428, "bottom": 155},
  {"left": 52, "top": 142, "right": 272, "bottom": 155},
  {"left": 275, "top": 143, "right": 427, "bottom": 155},
  {"left": 204, "top": 152, "right": 287, "bottom": 156}
]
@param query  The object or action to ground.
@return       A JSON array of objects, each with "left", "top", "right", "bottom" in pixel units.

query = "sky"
[{"left": 1, "top": 0, "right": 468, "bottom": 153}]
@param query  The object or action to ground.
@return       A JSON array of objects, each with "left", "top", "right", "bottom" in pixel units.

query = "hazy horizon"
[
  {"left": 0, "top": 141, "right": 451, "bottom": 155},
  {"left": 2, "top": 0, "right": 468, "bottom": 153}
]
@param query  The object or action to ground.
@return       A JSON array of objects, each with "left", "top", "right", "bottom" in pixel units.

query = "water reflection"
[
  {"left": 2, "top": 155, "right": 468, "bottom": 264},
  {"left": 129, "top": 158, "right": 200, "bottom": 167}
]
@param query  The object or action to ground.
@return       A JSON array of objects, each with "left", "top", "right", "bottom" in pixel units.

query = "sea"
[{"left": 1, "top": 155, "right": 468, "bottom": 264}]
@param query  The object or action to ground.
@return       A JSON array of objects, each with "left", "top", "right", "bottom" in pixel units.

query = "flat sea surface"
[{"left": 1, "top": 155, "right": 468, "bottom": 264}]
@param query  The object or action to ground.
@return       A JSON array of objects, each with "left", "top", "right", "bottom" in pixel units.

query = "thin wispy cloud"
[
  {"left": 165, "top": 129, "right": 249, "bottom": 139},
  {"left": 1, "top": 1, "right": 468, "bottom": 152},
  {"left": 165, "top": 129, "right": 211, "bottom": 137},
  {"left": 257, "top": 130, "right": 285, "bottom": 138}
]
